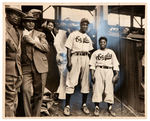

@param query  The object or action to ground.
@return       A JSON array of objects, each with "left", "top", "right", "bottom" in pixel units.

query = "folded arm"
[{"left": 23, "top": 33, "right": 49, "bottom": 53}]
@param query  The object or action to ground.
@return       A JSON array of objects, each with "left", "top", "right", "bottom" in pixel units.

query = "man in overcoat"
[
  {"left": 5, "top": 6, "right": 25, "bottom": 117},
  {"left": 21, "top": 12, "right": 49, "bottom": 117}
]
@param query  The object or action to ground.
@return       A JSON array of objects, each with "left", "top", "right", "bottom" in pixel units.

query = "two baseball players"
[{"left": 63, "top": 18, "right": 119, "bottom": 116}]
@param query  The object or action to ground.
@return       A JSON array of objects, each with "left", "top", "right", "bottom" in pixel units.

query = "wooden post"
[
  {"left": 130, "top": 7, "right": 134, "bottom": 32},
  {"left": 95, "top": 5, "right": 108, "bottom": 49},
  {"left": 54, "top": 6, "right": 61, "bottom": 21}
]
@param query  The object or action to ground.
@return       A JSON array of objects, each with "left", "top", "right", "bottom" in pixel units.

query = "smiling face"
[
  {"left": 80, "top": 22, "right": 88, "bottom": 33},
  {"left": 24, "top": 20, "right": 35, "bottom": 31},
  {"left": 99, "top": 39, "right": 107, "bottom": 50},
  {"left": 47, "top": 22, "right": 54, "bottom": 31}
]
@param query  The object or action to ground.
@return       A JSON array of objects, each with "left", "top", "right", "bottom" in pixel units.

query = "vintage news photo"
[{"left": 3, "top": 2, "right": 146, "bottom": 118}]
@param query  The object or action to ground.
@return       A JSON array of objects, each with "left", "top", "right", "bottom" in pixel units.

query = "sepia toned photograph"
[{"left": 3, "top": 2, "right": 146, "bottom": 118}]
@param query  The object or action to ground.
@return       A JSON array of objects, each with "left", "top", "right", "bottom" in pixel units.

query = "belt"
[
  {"left": 97, "top": 66, "right": 112, "bottom": 69},
  {"left": 72, "top": 52, "right": 89, "bottom": 56}
]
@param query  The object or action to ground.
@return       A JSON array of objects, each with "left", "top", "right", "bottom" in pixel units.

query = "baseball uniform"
[
  {"left": 65, "top": 30, "right": 93, "bottom": 94},
  {"left": 89, "top": 48, "right": 119, "bottom": 104}
]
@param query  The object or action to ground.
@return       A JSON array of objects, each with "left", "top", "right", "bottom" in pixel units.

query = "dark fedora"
[
  {"left": 22, "top": 12, "right": 37, "bottom": 21},
  {"left": 5, "top": 6, "right": 26, "bottom": 17}
]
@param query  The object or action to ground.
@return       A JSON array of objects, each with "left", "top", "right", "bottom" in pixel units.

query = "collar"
[
  {"left": 24, "top": 29, "right": 33, "bottom": 33},
  {"left": 23, "top": 29, "right": 33, "bottom": 35}
]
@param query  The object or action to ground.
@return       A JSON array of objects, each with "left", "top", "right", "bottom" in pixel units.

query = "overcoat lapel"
[
  {"left": 7, "top": 26, "right": 19, "bottom": 47},
  {"left": 31, "top": 30, "right": 36, "bottom": 52}
]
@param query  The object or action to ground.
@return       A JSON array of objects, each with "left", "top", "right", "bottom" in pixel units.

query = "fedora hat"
[
  {"left": 28, "top": 9, "right": 42, "bottom": 14},
  {"left": 22, "top": 12, "right": 37, "bottom": 21},
  {"left": 5, "top": 5, "right": 26, "bottom": 17},
  {"left": 28, "top": 9, "right": 42, "bottom": 19}
]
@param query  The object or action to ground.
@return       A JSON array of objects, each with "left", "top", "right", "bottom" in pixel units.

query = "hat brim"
[
  {"left": 6, "top": 7, "right": 26, "bottom": 17},
  {"left": 22, "top": 17, "right": 37, "bottom": 21}
]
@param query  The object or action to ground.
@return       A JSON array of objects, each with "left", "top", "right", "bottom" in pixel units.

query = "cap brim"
[{"left": 22, "top": 18, "right": 37, "bottom": 21}]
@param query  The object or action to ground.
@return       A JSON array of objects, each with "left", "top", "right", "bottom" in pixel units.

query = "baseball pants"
[
  {"left": 66, "top": 55, "right": 90, "bottom": 94},
  {"left": 92, "top": 67, "right": 114, "bottom": 104}
]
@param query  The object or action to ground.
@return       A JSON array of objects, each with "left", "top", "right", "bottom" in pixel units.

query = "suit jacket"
[
  {"left": 5, "top": 19, "right": 22, "bottom": 77},
  {"left": 22, "top": 29, "right": 49, "bottom": 73}
]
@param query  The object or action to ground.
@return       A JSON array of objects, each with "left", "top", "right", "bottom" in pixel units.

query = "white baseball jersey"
[
  {"left": 65, "top": 30, "right": 93, "bottom": 94},
  {"left": 89, "top": 48, "right": 119, "bottom": 71},
  {"left": 65, "top": 30, "right": 93, "bottom": 53},
  {"left": 89, "top": 48, "right": 119, "bottom": 103}
]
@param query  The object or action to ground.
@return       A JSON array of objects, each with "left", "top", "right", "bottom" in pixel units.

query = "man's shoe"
[
  {"left": 94, "top": 106, "right": 99, "bottom": 116},
  {"left": 108, "top": 106, "right": 116, "bottom": 117},
  {"left": 81, "top": 104, "right": 90, "bottom": 114},
  {"left": 64, "top": 105, "right": 71, "bottom": 116}
]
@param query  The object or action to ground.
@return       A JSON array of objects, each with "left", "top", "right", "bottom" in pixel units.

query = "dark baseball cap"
[{"left": 80, "top": 18, "right": 89, "bottom": 24}]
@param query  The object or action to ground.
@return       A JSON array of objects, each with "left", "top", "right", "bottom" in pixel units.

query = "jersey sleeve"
[
  {"left": 89, "top": 52, "right": 96, "bottom": 70},
  {"left": 65, "top": 32, "right": 74, "bottom": 50},
  {"left": 112, "top": 50, "right": 120, "bottom": 71}
]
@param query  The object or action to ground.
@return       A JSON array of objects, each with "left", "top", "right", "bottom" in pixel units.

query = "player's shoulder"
[
  {"left": 67, "top": 31, "right": 77, "bottom": 38},
  {"left": 85, "top": 32, "right": 91, "bottom": 38},
  {"left": 92, "top": 49, "right": 100, "bottom": 55},
  {"left": 106, "top": 48, "right": 116, "bottom": 55},
  {"left": 71, "top": 30, "right": 79, "bottom": 34},
  {"left": 68, "top": 30, "right": 78, "bottom": 37},
  {"left": 106, "top": 48, "right": 114, "bottom": 52}
]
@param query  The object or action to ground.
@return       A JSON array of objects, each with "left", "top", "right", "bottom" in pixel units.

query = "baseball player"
[
  {"left": 63, "top": 18, "right": 93, "bottom": 116},
  {"left": 89, "top": 37, "right": 119, "bottom": 116}
]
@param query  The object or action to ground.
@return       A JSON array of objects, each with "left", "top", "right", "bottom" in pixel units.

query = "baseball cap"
[{"left": 80, "top": 18, "right": 89, "bottom": 24}]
